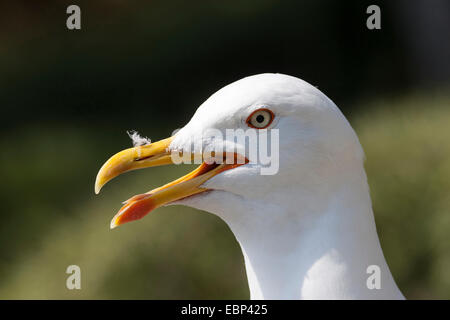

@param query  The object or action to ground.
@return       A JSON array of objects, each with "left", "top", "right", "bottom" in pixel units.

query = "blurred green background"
[{"left": 0, "top": 0, "right": 449, "bottom": 299}]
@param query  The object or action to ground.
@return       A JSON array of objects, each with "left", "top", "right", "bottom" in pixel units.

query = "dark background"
[{"left": 0, "top": 0, "right": 449, "bottom": 299}]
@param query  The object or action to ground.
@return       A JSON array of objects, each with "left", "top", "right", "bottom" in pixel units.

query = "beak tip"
[
  {"left": 110, "top": 219, "right": 119, "bottom": 229},
  {"left": 94, "top": 175, "right": 105, "bottom": 194}
]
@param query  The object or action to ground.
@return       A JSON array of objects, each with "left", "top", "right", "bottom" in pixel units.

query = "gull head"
[
  {"left": 94, "top": 74, "right": 406, "bottom": 300},
  {"left": 95, "top": 73, "right": 364, "bottom": 229}
]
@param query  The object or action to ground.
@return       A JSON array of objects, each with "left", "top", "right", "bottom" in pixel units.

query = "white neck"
[
  {"left": 215, "top": 168, "right": 404, "bottom": 300},
  {"left": 238, "top": 207, "right": 404, "bottom": 299},
  {"left": 181, "top": 155, "right": 405, "bottom": 299}
]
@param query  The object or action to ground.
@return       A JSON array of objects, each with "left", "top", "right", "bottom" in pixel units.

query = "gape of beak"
[{"left": 95, "top": 137, "right": 248, "bottom": 229}]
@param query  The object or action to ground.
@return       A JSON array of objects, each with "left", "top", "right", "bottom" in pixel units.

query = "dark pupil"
[{"left": 256, "top": 114, "right": 265, "bottom": 123}]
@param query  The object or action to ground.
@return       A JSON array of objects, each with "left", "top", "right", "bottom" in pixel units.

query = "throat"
[
  {"left": 181, "top": 165, "right": 404, "bottom": 299},
  {"left": 225, "top": 188, "right": 404, "bottom": 300}
]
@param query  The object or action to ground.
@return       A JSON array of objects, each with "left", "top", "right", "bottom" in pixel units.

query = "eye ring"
[{"left": 246, "top": 108, "right": 275, "bottom": 129}]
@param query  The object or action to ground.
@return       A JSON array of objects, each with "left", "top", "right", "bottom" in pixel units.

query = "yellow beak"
[
  {"left": 95, "top": 137, "right": 175, "bottom": 195},
  {"left": 95, "top": 136, "right": 246, "bottom": 229}
]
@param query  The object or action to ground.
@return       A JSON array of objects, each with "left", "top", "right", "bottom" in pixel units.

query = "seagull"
[{"left": 95, "top": 73, "right": 405, "bottom": 300}]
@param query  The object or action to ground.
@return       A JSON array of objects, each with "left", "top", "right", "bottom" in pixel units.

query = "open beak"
[{"left": 95, "top": 136, "right": 246, "bottom": 229}]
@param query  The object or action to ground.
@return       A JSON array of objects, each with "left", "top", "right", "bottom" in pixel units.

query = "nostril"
[{"left": 134, "top": 155, "right": 151, "bottom": 162}]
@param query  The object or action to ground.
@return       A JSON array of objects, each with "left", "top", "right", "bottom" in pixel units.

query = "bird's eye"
[{"left": 246, "top": 108, "right": 274, "bottom": 129}]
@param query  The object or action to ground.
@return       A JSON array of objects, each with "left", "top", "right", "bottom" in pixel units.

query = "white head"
[
  {"left": 164, "top": 73, "right": 363, "bottom": 226},
  {"left": 95, "top": 73, "right": 403, "bottom": 299}
]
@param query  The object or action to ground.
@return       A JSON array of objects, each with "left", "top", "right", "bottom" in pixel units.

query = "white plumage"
[
  {"left": 170, "top": 74, "right": 404, "bottom": 299},
  {"left": 96, "top": 73, "right": 404, "bottom": 299}
]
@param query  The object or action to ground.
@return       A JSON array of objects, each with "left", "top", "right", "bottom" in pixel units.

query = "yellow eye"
[{"left": 246, "top": 108, "right": 274, "bottom": 129}]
